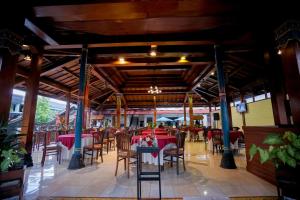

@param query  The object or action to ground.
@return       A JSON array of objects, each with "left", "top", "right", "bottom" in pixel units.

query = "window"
[{"left": 254, "top": 94, "right": 266, "bottom": 101}]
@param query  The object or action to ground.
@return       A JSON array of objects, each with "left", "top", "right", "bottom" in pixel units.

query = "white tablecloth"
[
  {"left": 131, "top": 143, "right": 176, "bottom": 165},
  {"left": 58, "top": 136, "right": 93, "bottom": 160}
]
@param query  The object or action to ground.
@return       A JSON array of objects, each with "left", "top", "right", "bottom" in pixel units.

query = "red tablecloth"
[
  {"left": 141, "top": 130, "right": 168, "bottom": 135},
  {"left": 58, "top": 134, "right": 92, "bottom": 150},
  {"left": 131, "top": 135, "right": 176, "bottom": 157},
  {"left": 207, "top": 130, "right": 243, "bottom": 144}
]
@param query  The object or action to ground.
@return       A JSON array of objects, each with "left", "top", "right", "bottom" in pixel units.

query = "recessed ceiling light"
[
  {"left": 24, "top": 55, "right": 31, "bottom": 61},
  {"left": 117, "top": 57, "right": 127, "bottom": 64},
  {"left": 150, "top": 50, "right": 157, "bottom": 57},
  {"left": 22, "top": 44, "right": 29, "bottom": 48},
  {"left": 178, "top": 56, "right": 189, "bottom": 63},
  {"left": 210, "top": 72, "right": 215, "bottom": 75},
  {"left": 277, "top": 49, "right": 282, "bottom": 55}
]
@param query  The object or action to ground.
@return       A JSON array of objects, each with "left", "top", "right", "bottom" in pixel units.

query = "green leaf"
[
  {"left": 287, "top": 145, "right": 295, "bottom": 157},
  {"left": 283, "top": 131, "right": 297, "bottom": 142},
  {"left": 292, "top": 138, "right": 300, "bottom": 149},
  {"left": 249, "top": 144, "right": 257, "bottom": 161},
  {"left": 263, "top": 133, "right": 283, "bottom": 145},
  {"left": 286, "top": 157, "right": 297, "bottom": 168},
  {"left": 277, "top": 149, "right": 287, "bottom": 164},
  {"left": 294, "top": 151, "right": 300, "bottom": 160},
  {"left": 257, "top": 147, "right": 269, "bottom": 163}
]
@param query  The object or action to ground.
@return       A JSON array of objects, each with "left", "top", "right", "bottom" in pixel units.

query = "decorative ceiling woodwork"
[{"left": 13, "top": 0, "right": 296, "bottom": 110}]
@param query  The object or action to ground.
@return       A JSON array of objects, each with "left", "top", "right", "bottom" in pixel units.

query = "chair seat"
[
  {"left": 164, "top": 148, "right": 184, "bottom": 156},
  {"left": 118, "top": 150, "right": 136, "bottom": 158},
  {"left": 84, "top": 144, "right": 102, "bottom": 150}
]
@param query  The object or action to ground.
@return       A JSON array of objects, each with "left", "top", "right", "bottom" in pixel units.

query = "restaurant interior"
[{"left": 0, "top": 1, "right": 300, "bottom": 200}]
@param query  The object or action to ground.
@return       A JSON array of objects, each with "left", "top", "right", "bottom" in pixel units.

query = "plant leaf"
[
  {"left": 277, "top": 149, "right": 287, "bottom": 164},
  {"left": 263, "top": 133, "right": 283, "bottom": 145},
  {"left": 286, "top": 156, "right": 297, "bottom": 168},
  {"left": 294, "top": 151, "right": 300, "bottom": 160},
  {"left": 287, "top": 145, "right": 295, "bottom": 157},
  {"left": 249, "top": 144, "right": 257, "bottom": 161},
  {"left": 257, "top": 147, "right": 269, "bottom": 163},
  {"left": 283, "top": 131, "right": 297, "bottom": 142},
  {"left": 292, "top": 138, "right": 300, "bottom": 149}
]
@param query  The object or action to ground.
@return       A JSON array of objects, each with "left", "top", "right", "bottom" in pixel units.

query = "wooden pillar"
[
  {"left": 183, "top": 103, "right": 187, "bottom": 126},
  {"left": 65, "top": 92, "right": 71, "bottom": 128},
  {"left": 124, "top": 105, "right": 127, "bottom": 128},
  {"left": 153, "top": 95, "right": 157, "bottom": 125},
  {"left": 226, "top": 95, "right": 233, "bottom": 129},
  {"left": 116, "top": 93, "right": 121, "bottom": 128},
  {"left": 21, "top": 53, "right": 43, "bottom": 167},
  {"left": 214, "top": 45, "right": 236, "bottom": 169},
  {"left": 68, "top": 44, "right": 88, "bottom": 169},
  {"left": 0, "top": 30, "right": 22, "bottom": 122},
  {"left": 188, "top": 93, "right": 193, "bottom": 127},
  {"left": 275, "top": 20, "right": 300, "bottom": 125}
]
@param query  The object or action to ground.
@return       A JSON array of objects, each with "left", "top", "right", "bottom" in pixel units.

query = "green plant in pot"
[
  {"left": 0, "top": 122, "right": 26, "bottom": 172},
  {"left": 0, "top": 121, "right": 27, "bottom": 199},
  {"left": 249, "top": 131, "right": 300, "bottom": 199}
]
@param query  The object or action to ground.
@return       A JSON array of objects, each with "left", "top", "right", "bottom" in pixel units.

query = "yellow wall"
[{"left": 231, "top": 99, "right": 275, "bottom": 129}]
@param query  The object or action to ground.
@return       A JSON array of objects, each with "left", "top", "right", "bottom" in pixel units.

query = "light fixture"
[
  {"left": 147, "top": 85, "right": 162, "bottom": 94},
  {"left": 113, "top": 56, "right": 129, "bottom": 64},
  {"left": 22, "top": 44, "right": 29, "bottom": 49},
  {"left": 178, "top": 55, "right": 189, "bottom": 63},
  {"left": 24, "top": 55, "right": 31, "bottom": 61},
  {"left": 149, "top": 45, "right": 157, "bottom": 57},
  {"left": 277, "top": 49, "right": 282, "bottom": 55},
  {"left": 210, "top": 71, "right": 215, "bottom": 75}
]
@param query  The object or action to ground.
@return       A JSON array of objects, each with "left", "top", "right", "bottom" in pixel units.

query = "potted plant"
[
  {"left": 249, "top": 131, "right": 300, "bottom": 199},
  {"left": 0, "top": 121, "right": 26, "bottom": 199}
]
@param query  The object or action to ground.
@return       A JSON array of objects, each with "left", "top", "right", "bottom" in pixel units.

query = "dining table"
[
  {"left": 207, "top": 130, "right": 243, "bottom": 152},
  {"left": 131, "top": 135, "right": 176, "bottom": 165},
  {"left": 141, "top": 128, "right": 168, "bottom": 135},
  {"left": 57, "top": 133, "right": 93, "bottom": 160}
]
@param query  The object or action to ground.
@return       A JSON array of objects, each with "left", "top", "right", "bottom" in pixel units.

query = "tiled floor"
[{"left": 24, "top": 142, "right": 276, "bottom": 200}]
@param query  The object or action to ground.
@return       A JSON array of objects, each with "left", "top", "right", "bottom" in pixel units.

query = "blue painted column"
[
  {"left": 68, "top": 44, "right": 88, "bottom": 169},
  {"left": 214, "top": 45, "right": 237, "bottom": 169}
]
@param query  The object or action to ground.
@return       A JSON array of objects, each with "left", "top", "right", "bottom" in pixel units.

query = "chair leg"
[
  {"left": 213, "top": 145, "right": 215, "bottom": 155},
  {"left": 41, "top": 150, "right": 46, "bottom": 167},
  {"left": 100, "top": 150, "right": 103, "bottom": 163},
  {"left": 127, "top": 157, "right": 130, "bottom": 178},
  {"left": 91, "top": 149, "right": 94, "bottom": 165},
  {"left": 96, "top": 149, "right": 99, "bottom": 160},
  {"left": 115, "top": 157, "right": 119, "bottom": 176},
  {"left": 124, "top": 158, "right": 127, "bottom": 170},
  {"left": 183, "top": 155, "right": 186, "bottom": 171},
  {"left": 170, "top": 156, "right": 173, "bottom": 167},
  {"left": 176, "top": 156, "right": 179, "bottom": 175},
  {"left": 83, "top": 149, "right": 85, "bottom": 163},
  {"left": 107, "top": 143, "right": 109, "bottom": 154}
]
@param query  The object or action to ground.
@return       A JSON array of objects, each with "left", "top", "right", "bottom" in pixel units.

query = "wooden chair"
[
  {"left": 83, "top": 130, "right": 105, "bottom": 165},
  {"left": 212, "top": 132, "right": 223, "bottom": 155},
  {"left": 115, "top": 133, "right": 136, "bottom": 178},
  {"left": 103, "top": 128, "right": 116, "bottom": 154},
  {"left": 163, "top": 131, "right": 187, "bottom": 175},
  {"left": 0, "top": 169, "right": 24, "bottom": 200},
  {"left": 41, "top": 131, "right": 62, "bottom": 167}
]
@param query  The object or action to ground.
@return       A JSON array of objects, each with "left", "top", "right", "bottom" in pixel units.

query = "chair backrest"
[
  {"left": 212, "top": 132, "right": 222, "bottom": 143},
  {"left": 176, "top": 131, "right": 187, "bottom": 150},
  {"left": 116, "top": 133, "right": 131, "bottom": 152},
  {"left": 92, "top": 130, "right": 105, "bottom": 146}
]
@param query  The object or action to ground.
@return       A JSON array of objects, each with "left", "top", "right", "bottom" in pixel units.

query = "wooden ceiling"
[{"left": 13, "top": 0, "right": 299, "bottom": 110}]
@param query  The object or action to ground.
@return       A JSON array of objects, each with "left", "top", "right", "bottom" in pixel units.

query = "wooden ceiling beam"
[
  {"left": 24, "top": 18, "right": 59, "bottom": 45},
  {"left": 44, "top": 41, "right": 217, "bottom": 50},
  {"left": 41, "top": 57, "right": 79, "bottom": 76},
  {"left": 93, "top": 61, "right": 210, "bottom": 68},
  {"left": 189, "top": 64, "right": 215, "bottom": 90},
  {"left": 91, "top": 90, "right": 113, "bottom": 100},
  {"left": 16, "top": 66, "right": 71, "bottom": 93},
  {"left": 91, "top": 67, "right": 119, "bottom": 93}
]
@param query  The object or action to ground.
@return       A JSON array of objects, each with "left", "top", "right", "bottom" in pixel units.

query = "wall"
[{"left": 231, "top": 99, "right": 275, "bottom": 129}]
